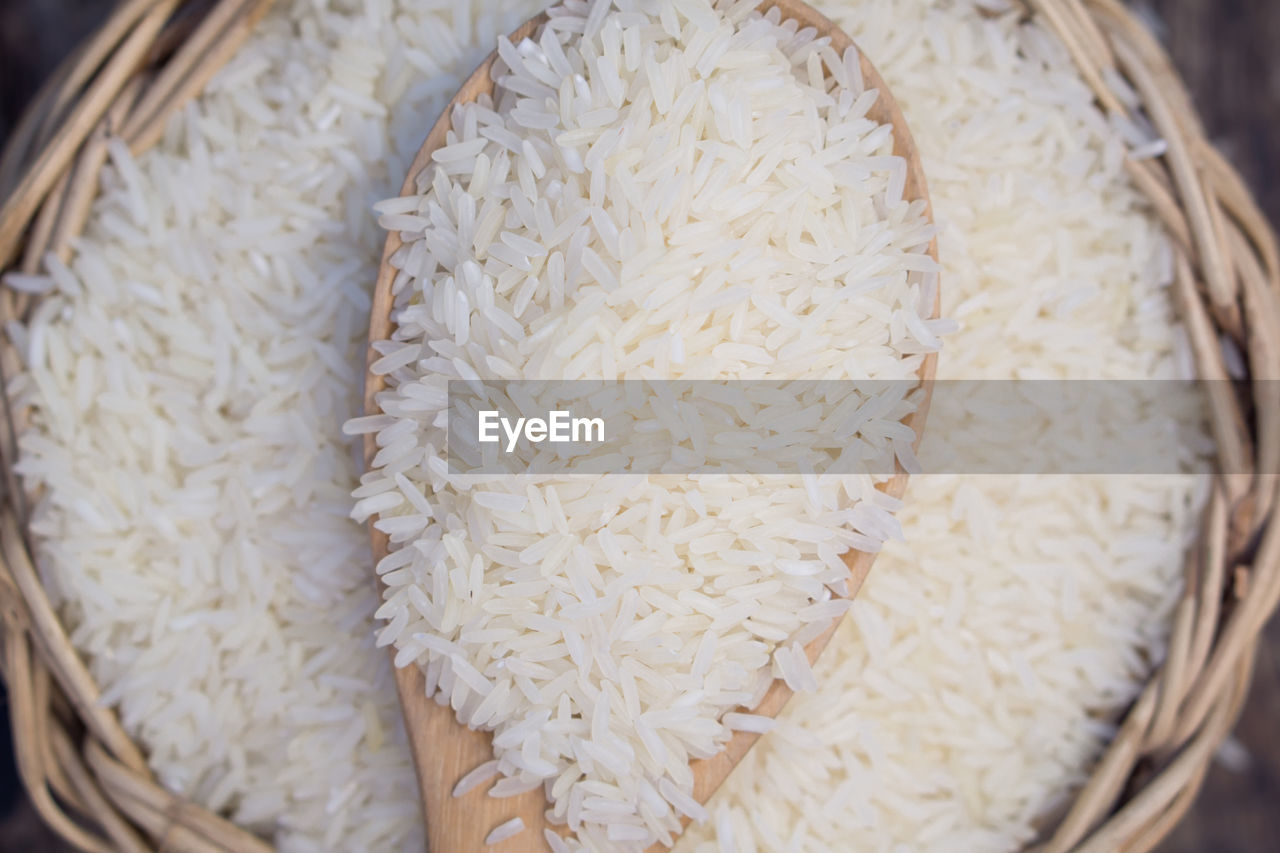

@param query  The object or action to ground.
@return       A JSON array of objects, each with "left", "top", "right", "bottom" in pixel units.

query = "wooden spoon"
[{"left": 362, "top": 2, "right": 939, "bottom": 850}]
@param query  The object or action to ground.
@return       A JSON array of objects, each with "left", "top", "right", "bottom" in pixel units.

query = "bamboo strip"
[
  {"left": 1086, "top": 0, "right": 1207, "bottom": 139},
  {"left": 0, "top": 0, "right": 180, "bottom": 269},
  {"left": 50, "top": 729, "right": 150, "bottom": 853},
  {"left": 1183, "top": 489, "right": 1228, "bottom": 685},
  {"left": 85, "top": 741, "right": 273, "bottom": 853},
  {"left": 1035, "top": 684, "right": 1160, "bottom": 852},
  {"left": 0, "top": 317, "right": 37, "bottom": 531},
  {"left": 1171, "top": 514, "right": 1280, "bottom": 745},
  {"left": 1057, "top": 0, "right": 1114, "bottom": 70},
  {"left": 1114, "top": 651, "right": 1255, "bottom": 853},
  {"left": 126, "top": 0, "right": 278, "bottom": 155},
  {"left": 4, "top": 627, "right": 116, "bottom": 853},
  {"left": 1226, "top": 221, "right": 1280, "bottom": 520},
  {"left": 1075, "top": 650, "right": 1254, "bottom": 853},
  {"left": 145, "top": 0, "right": 223, "bottom": 66},
  {"left": 1198, "top": 140, "right": 1280, "bottom": 281},
  {"left": 0, "top": 512, "right": 148, "bottom": 773},
  {"left": 19, "top": 170, "right": 71, "bottom": 276},
  {"left": 1204, "top": 184, "right": 1239, "bottom": 327},
  {"left": 27, "top": 0, "right": 171, "bottom": 155},
  {"left": 1170, "top": 256, "right": 1250, "bottom": 503},
  {"left": 1027, "top": 0, "right": 1125, "bottom": 115},
  {"left": 1144, "top": 577, "right": 1195, "bottom": 749},
  {"left": 1124, "top": 157, "right": 1193, "bottom": 254},
  {"left": 120, "top": 0, "right": 260, "bottom": 144},
  {"left": 50, "top": 80, "right": 142, "bottom": 264},
  {"left": 31, "top": 663, "right": 86, "bottom": 816},
  {"left": 1111, "top": 33, "right": 1235, "bottom": 314},
  {"left": 1115, "top": 765, "right": 1206, "bottom": 853}
]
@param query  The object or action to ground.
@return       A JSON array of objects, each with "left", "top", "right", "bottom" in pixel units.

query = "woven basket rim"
[{"left": 0, "top": 1, "right": 1277, "bottom": 852}]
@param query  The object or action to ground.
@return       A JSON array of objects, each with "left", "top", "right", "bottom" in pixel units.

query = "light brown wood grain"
[{"left": 361, "top": 4, "right": 937, "bottom": 851}]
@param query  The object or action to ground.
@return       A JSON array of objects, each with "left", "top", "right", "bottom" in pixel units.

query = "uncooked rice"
[
  {"left": 486, "top": 817, "right": 528, "bottom": 844},
  {"left": 678, "top": 0, "right": 1209, "bottom": 849},
  {"left": 6, "top": 0, "right": 1209, "bottom": 851},
  {"left": 8, "top": 0, "right": 550, "bottom": 849},
  {"left": 357, "top": 0, "right": 940, "bottom": 846}
]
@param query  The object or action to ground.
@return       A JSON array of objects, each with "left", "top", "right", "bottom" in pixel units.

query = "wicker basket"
[{"left": 0, "top": 0, "right": 1276, "bottom": 851}]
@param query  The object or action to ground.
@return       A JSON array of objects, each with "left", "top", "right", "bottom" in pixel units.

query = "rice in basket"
[{"left": 5, "top": 0, "right": 1209, "bottom": 850}]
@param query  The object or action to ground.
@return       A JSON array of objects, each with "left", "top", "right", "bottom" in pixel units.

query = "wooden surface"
[
  {"left": 0, "top": 0, "right": 1276, "bottom": 851},
  {"left": 360, "top": 3, "right": 938, "bottom": 848}
]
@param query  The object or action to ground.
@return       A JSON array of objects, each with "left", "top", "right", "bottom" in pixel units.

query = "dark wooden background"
[{"left": 0, "top": 0, "right": 1277, "bottom": 850}]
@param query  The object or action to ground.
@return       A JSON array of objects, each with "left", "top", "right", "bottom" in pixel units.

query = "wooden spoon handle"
[{"left": 394, "top": 665, "right": 555, "bottom": 851}]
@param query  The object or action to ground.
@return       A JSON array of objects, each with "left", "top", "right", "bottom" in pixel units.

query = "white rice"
[
  {"left": 8, "top": 0, "right": 549, "bottom": 849},
  {"left": 485, "top": 817, "right": 527, "bottom": 845},
  {"left": 677, "top": 0, "right": 1209, "bottom": 850},
  {"left": 454, "top": 759, "right": 502, "bottom": 797},
  {"left": 7, "top": 0, "right": 1209, "bottom": 851},
  {"left": 359, "top": 0, "right": 940, "bottom": 846}
]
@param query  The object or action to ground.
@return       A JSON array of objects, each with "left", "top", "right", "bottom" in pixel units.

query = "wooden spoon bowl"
[{"left": 362, "top": 2, "right": 939, "bottom": 850}]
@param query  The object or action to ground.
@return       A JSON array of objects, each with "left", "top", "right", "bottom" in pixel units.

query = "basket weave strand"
[{"left": 0, "top": 1, "right": 1276, "bottom": 851}]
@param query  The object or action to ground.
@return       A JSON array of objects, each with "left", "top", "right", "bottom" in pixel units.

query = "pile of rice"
[
  {"left": 5, "top": 0, "right": 1207, "bottom": 851},
  {"left": 354, "top": 0, "right": 943, "bottom": 846}
]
